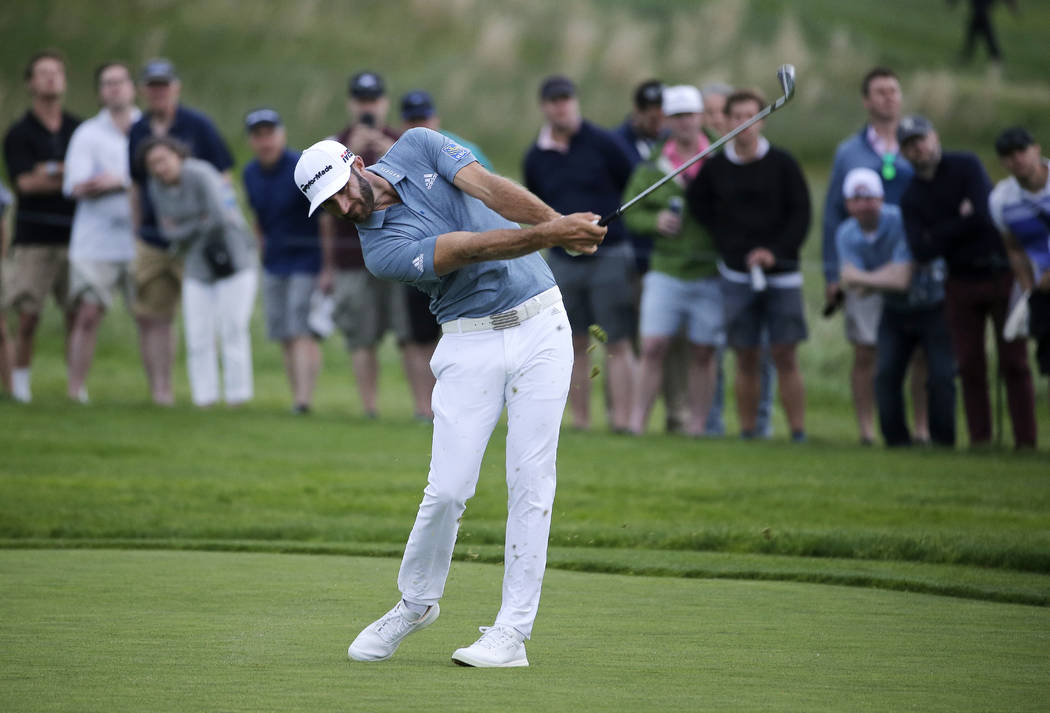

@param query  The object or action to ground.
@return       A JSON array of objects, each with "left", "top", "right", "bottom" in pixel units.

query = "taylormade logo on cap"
[{"left": 294, "top": 140, "right": 357, "bottom": 217}]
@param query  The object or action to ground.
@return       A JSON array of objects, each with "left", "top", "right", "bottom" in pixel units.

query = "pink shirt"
[{"left": 661, "top": 133, "right": 711, "bottom": 183}]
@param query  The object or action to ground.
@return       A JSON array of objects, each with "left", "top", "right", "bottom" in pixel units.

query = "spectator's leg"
[
  {"left": 662, "top": 334, "right": 691, "bottom": 433},
  {"left": 686, "top": 344, "right": 718, "bottom": 436},
  {"left": 605, "top": 338, "right": 635, "bottom": 432},
  {"left": 770, "top": 343, "right": 805, "bottom": 436},
  {"left": 182, "top": 277, "right": 219, "bottom": 408},
  {"left": 851, "top": 343, "right": 878, "bottom": 444},
  {"left": 294, "top": 337, "right": 321, "bottom": 409},
  {"left": 13, "top": 310, "right": 40, "bottom": 371},
  {"left": 403, "top": 341, "right": 437, "bottom": 420},
  {"left": 756, "top": 336, "right": 777, "bottom": 438},
  {"left": 629, "top": 336, "right": 671, "bottom": 434},
  {"left": 568, "top": 334, "right": 592, "bottom": 429},
  {"left": 875, "top": 311, "right": 914, "bottom": 446},
  {"left": 704, "top": 346, "right": 726, "bottom": 436},
  {"left": 217, "top": 269, "right": 257, "bottom": 405},
  {"left": 908, "top": 349, "right": 930, "bottom": 442},
  {"left": 919, "top": 307, "right": 957, "bottom": 447},
  {"left": 945, "top": 278, "right": 991, "bottom": 445},
  {"left": 0, "top": 316, "right": 11, "bottom": 393},
  {"left": 67, "top": 300, "right": 104, "bottom": 401},
  {"left": 734, "top": 346, "right": 761, "bottom": 435},
  {"left": 989, "top": 275, "right": 1036, "bottom": 448}
]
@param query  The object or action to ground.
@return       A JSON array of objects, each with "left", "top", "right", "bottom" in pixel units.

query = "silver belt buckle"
[{"left": 490, "top": 309, "right": 521, "bottom": 330}]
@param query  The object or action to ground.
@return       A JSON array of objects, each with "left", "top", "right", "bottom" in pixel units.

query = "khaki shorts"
[
  {"left": 133, "top": 240, "right": 183, "bottom": 320},
  {"left": 1, "top": 244, "right": 69, "bottom": 314},
  {"left": 844, "top": 290, "right": 883, "bottom": 346},
  {"left": 332, "top": 268, "right": 410, "bottom": 349},
  {"left": 69, "top": 259, "right": 134, "bottom": 311}
]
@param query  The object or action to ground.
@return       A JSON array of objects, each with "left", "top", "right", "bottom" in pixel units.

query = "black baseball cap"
[
  {"left": 994, "top": 126, "right": 1036, "bottom": 157},
  {"left": 244, "top": 107, "right": 282, "bottom": 132},
  {"left": 634, "top": 80, "right": 663, "bottom": 110},
  {"left": 897, "top": 114, "right": 934, "bottom": 147},
  {"left": 141, "top": 58, "right": 177, "bottom": 84},
  {"left": 349, "top": 71, "right": 385, "bottom": 99},
  {"left": 540, "top": 75, "right": 575, "bottom": 101},
  {"left": 401, "top": 90, "right": 435, "bottom": 120}
]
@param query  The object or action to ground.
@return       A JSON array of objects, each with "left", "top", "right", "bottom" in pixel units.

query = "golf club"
[{"left": 597, "top": 63, "right": 797, "bottom": 227}]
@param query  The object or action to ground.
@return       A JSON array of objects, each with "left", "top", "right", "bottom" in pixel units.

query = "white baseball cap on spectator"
[
  {"left": 295, "top": 140, "right": 357, "bottom": 216},
  {"left": 662, "top": 85, "right": 704, "bottom": 116},
  {"left": 842, "top": 167, "right": 884, "bottom": 200}
]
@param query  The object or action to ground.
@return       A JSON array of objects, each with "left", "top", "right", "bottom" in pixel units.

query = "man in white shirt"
[{"left": 62, "top": 62, "right": 140, "bottom": 402}]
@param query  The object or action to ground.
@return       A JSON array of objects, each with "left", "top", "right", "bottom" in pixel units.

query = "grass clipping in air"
[{"left": 588, "top": 324, "right": 607, "bottom": 378}]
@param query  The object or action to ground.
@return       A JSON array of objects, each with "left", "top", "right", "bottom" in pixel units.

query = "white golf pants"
[
  {"left": 182, "top": 269, "right": 257, "bottom": 407},
  {"left": 397, "top": 299, "right": 573, "bottom": 639}
]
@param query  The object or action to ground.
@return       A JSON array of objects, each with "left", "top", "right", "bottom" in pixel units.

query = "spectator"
[
  {"left": 836, "top": 168, "right": 955, "bottom": 447},
  {"left": 952, "top": 0, "right": 1018, "bottom": 64},
  {"left": 142, "top": 137, "right": 257, "bottom": 408},
  {"left": 323, "top": 71, "right": 437, "bottom": 420},
  {"left": 242, "top": 108, "right": 322, "bottom": 414},
  {"left": 524, "top": 75, "right": 637, "bottom": 432},
  {"left": 698, "top": 80, "right": 777, "bottom": 438},
  {"left": 62, "top": 61, "right": 140, "bottom": 403},
  {"left": 989, "top": 126, "right": 1050, "bottom": 407},
  {"left": 128, "top": 58, "right": 235, "bottom": 405},
  {"left": 0, "top": 179, "right": 12, "bottom": 395},
  {"left": 400, "top": 90, "right": 493, "bottom": 170},
  {"left": 823, "top": 67, "right": 927, "bottom": 444},
  {"left": 700, "top": 82, "right": 733, "bottom": 140},
  {"left": 623, "top": 85, "right": 719, "bottom": 435},
  {"left": 687, "top": 88, "right": 812, "bottom": 441},
  {"left": 2, "top": 50, "right": 81, "bottom": 403},
  {"left": 899, "top": 115, "right": 1036, "bottom": 448}
]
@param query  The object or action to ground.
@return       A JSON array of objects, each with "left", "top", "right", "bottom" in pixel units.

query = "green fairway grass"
[{"left": 2, "top": 550, "right": 1047, "bottom": 713}]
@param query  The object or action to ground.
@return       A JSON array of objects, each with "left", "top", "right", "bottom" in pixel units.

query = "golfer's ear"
[{"left": 353, "top": 155, "right": 366, "bottom": 171}]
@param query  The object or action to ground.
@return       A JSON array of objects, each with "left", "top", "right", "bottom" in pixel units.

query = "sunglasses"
[{"left": 881, "top": 152, "right": 897, "bottom": 182}]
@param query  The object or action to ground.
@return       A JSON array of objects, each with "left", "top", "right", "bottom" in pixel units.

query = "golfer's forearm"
[
  {"left": 433, "top": 226, "right": 553, "bottom": 275},
  {"left": 466, "top": 173, "right": 558, "bottom": 226}
]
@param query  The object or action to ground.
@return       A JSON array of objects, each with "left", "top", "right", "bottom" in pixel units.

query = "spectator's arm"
[
  {"left": 923, "top": 157, "right": 996, "bottom": 248},
  {"left": 621, "top": 167, "right": 663, "bottom": 238},
  {"left": 822, "top": 152, "right": 849, "bottom": 284},
  {"left": 158, "top": 170, "right": 224, "bottom": 245},
  {"left": 200, "top": 120, "right": 235, "bottom": 173},
  {"left": 841, "top": 261, "right": 913, "bottom": 292},
  {"left": 686, "top": 163, "right": 719, "bottom": 250},
  {"left": 129, "top": 182, "right": 142, "bottom": 236},
  {"left": 603, "top": 133, "right": 635, "bottom": 192},
  {"left": 901, "top": 192, "right": 945, "bottom": 262},
  {"left": 1002, "top": 229, "right": 1035, "bottom": 292},
  {"left": 453, "top": 161, "right": 559, "bottom": 225}
]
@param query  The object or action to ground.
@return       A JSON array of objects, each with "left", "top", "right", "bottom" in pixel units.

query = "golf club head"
[{"left": 777, "top": 64, "right": 796, "bottom": 102}]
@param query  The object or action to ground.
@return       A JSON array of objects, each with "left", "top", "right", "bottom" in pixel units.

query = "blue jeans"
[{"left": 875, "top": 304, "right": 956, "bottom": 447}]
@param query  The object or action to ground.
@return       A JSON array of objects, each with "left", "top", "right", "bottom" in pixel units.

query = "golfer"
[{"left": 295, "top": 128, "right": 605, "bottom": 667}]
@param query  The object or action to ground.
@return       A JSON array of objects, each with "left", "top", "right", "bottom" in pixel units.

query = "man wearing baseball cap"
[
  {"left": 837, "top": 167, "right": 955, "bottom": 447},
  {"left": 898, "top": 114, "right": 1036, "bottom": 448},
  {"left": 399, "top": 89, "right": 493, "bottom": 170},
  {"left": 989, "top": 126, "right": 1050, "bottom": 404},
  {"left": 295, "top": 128, "right": 604, "bottom": 667}
]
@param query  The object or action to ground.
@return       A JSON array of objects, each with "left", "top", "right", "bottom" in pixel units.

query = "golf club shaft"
[{"left": 598, "top": 66, "right": 796, "bottom": 228}]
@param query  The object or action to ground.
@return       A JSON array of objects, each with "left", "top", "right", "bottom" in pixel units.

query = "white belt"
[{"left": 441, "top": 286, "right": 562, "bottom": 334}]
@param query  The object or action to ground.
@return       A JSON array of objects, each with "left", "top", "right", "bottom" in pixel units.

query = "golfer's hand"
[
  {"left": 656, "top": 210, "right": 682, "bottom": 237},
  {"left": 746, "top": 247, "right": 775, "bottom": 270},
  {"left": 547, "top": 212, "right": 606, "bottom": 255}
]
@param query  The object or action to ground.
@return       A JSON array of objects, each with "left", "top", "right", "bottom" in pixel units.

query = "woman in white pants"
[{"left": 142, "top": 137, "right": 258, "bottom": 407}]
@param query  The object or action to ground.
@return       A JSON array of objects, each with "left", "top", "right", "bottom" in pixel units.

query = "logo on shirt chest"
[{"left": 423, "top": 173, "right": 437, "bottom": 190}]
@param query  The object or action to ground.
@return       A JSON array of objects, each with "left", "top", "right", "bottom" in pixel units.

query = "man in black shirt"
[
  {"left": 898, "top": 114, "right": 1036, "bottom": 448},
  {"left": 2, "top": 50, "right": 81, "bottom": 403},
  {"left": 687, "top": 89, "right": 811, "bottom": 441}
]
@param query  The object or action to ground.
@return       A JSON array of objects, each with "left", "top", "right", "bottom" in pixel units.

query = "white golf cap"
[
  {"left": 295, "top": 139, "right": 357, "bottom": 216},
  {"left": 662, "top": 85, "right": 703, "bottom": 116},
  {"left": 842, "top": 167, "right": 884, "bottom": 200}
]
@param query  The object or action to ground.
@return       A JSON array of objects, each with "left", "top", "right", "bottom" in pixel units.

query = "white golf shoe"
[
  {"left": 451, "top": 625, "right": 529, "bottom": 668},
  {"left": 347, "top": 601, "right": 440, "bottom": 662}
]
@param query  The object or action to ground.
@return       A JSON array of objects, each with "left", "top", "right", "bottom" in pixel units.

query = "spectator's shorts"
[
  {"left": 2, "top": 244, "right": 69, "bottom": 314},
  {"left": 69, "top": 259, "right": 133, "bottom": 311},
  {"left": 133, "top": 240, "right": 183, "bottom": 320},
  {"left": 546, "top": 247, "right": 637, "bottom": 343},
  {"left": 332, "top": 268, "right": 411, "bottom": 350},
  {"left": 263, "top": 271, "right": 317, "bottom": 341},
  {"left": 639, "top": 271, "right": 724, "bottom": 345},
  {"left": 844, "top": 289, "right": 883, "bottom": 346},
  {"left": 721, "top": 279, "right": 808, "bottom": 349},
  {"left": 1029, "top": 290, "right": 1050, "bottom": 376}
]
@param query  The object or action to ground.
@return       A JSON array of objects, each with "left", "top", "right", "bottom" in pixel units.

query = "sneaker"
[
  {"left": 451, "top": 625, "right": 529, "bottom": 668},
  {"left": 347, "top": 601, "right": 440, "bottom": 662}
]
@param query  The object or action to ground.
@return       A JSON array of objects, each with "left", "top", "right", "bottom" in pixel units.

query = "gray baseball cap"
[
  {"left": 141, "top": 58, "right": 177, "bottom": 84},
  {"left": 897, "top": 114, "right": 934, "bottom": 147}
]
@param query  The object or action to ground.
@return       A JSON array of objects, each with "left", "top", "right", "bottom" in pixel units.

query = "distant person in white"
[{"left": 62, "top": 62, "right": 141, "bottom": 402}]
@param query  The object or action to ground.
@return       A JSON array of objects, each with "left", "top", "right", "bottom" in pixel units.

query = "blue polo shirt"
[
  {"left": 356, "top": 127, "right": 555, "bottom": 323},
  {"left": 128, "top": 104, "right": 234, "bottom": 247},
  {"left": 836, "top": 204, "right": 944, "bottom": 311},
  {"left": 244, "top": 149, "right": 320, "bottom": 275}
]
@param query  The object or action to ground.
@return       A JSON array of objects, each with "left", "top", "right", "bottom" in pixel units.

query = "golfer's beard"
[{"left": 342, "top": 171, "right": 375, "bottom": 222}]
